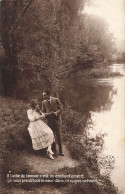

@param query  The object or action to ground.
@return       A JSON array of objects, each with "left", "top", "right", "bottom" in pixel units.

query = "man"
[{"left": 42, "top": 90, "right": 64, "bottom": 156}]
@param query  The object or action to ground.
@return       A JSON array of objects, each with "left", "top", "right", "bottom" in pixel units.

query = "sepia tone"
[{"left": 0, "top": 0, "right": 125, "bottom": 194}]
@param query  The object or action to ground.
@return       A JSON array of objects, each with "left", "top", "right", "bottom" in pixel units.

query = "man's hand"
[
  {"left": 49, "top": 111, "right": 54, "bottom": 116},
  {"left": 44, "top": 111, "right": 54, "bottom": 118},
  {"left": 52, "top": 112, "right": 57, "bottom": 117}
]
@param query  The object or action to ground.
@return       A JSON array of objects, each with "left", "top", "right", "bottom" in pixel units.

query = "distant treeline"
[
  {"left": 0, "top": 0, "right": 116, "bottom": 97},
  {"left": 115, "top": 52, "right": 125, "bottom": 63}
]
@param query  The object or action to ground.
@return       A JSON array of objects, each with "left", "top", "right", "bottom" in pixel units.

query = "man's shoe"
[
  {"left": 59, "top": 153, "right": 64, "bottom": 156},
  {"left": 54, "top": 152, "right": 58, "bottom": 157}
]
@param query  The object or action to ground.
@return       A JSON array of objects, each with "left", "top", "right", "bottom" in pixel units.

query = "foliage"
[
  {"left": 62, "top": 106, "right": 86, "bottom": 134},
  {"left": 0, "top": 96, "right": 30, "bottom": 185},
  {"left": 61, "top": 107, "right": 118, "bottom": 194},
  {"left": 71, "top": 14, "right": 116, "bottom": 70},
  {"left": 69, "top": 67, "right": 123, "bottom": 79},
  {"left": 0, "top": 0, "right": 85, "bottom": 96},
  {"left": 115, "top": 52, "right": 125, "bottom": 63},
  {"left": 0, "top": 0, "right": 116, "bottom": 98},
  {"left": 0, "top": 96, "right": 118, "bottom": 193}
]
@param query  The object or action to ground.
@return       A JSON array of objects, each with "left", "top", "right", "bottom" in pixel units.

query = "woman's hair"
[{"left": 30, "top": 99, "right": 38, "bottom": 109}]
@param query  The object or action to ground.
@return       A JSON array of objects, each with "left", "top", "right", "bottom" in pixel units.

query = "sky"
[{"left": 84, "top": 0, "right": 125, "bottom": 42}]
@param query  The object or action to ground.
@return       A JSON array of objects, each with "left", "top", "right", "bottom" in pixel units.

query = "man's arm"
[
  {"left": 42, "top": 101, "right": 53, "bottom": 118},
  {"left": 54, "top": 98, "right": 63, "bottom": 116},
  {"left": 42, "top": 101, "right": 46, "bottom": 113}
]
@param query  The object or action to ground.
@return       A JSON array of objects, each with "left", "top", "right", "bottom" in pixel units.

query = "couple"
[{"left": 27, "top": 90, "right": 64, "bottom": 160}]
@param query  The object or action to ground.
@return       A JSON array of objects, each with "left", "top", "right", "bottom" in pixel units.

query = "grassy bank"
[
  {"left": 0, "top": 97, "right": 118, "bottom": 193},
  {"left": 68, "top": 67, "right": 123, "bottom": 79},
  {"left": 0, "top": 97, "right": 30, "bottom": 187}
]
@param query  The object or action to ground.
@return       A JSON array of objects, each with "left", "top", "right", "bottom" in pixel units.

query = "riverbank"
[
  {"left": 0, "top": 97, "right": 118, "bottom": 193},
  {"left": 68, "top": 67, "right": 123, "bottom": 79}
]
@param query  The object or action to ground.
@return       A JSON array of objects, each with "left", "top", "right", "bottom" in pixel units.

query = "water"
[{"left": 61, "top": 64, "right": 125, "bottom": 193}]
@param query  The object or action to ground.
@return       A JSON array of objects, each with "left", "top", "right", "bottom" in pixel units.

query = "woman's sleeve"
[{"left": 27, "top": 109, "right": 36, "bottom": 121}]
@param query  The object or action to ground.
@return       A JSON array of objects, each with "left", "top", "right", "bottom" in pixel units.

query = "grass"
[{"left": 0, "top": 96, "right": 118, "bottom": 193}]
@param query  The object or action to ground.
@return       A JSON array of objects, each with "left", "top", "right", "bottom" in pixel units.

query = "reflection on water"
[
  {"left": 60, "top": 77, "right": 118, "bottom": 115},
  {"left": 61, "top": 64, "right": 125, "bottom": 194}
]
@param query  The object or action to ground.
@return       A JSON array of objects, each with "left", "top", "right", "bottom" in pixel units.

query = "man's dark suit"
[{"left": 42, "top": 96, "right": 63, "bottom": 153}]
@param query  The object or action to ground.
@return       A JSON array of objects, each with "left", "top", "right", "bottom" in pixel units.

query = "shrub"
[{"left": 0, "top": 97, "right": 31, "bottom": 187}]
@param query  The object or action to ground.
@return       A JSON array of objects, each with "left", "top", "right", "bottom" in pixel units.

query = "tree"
[
  {"left": 1, "top": 0, "right": 115, "bottom": 98},
  {"left": 1, "top": 0, "right": 86, "bottom": 97},
  {"left": 79, "top": 14, "right": 116, "bottom": 66},
  {"left": 1, "top": 0, "right": 34, "bottom": 96}
]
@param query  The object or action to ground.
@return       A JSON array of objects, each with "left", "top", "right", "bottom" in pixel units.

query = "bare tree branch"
[
  {"left": 20, "top": 0, "right": 34, "bottom": 18},
  {"left": 15, "top": 0, "right": 35, "bottom": 26}
]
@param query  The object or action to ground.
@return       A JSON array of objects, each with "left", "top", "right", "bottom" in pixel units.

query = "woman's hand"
[
  {"left": 34, "top": 115, "right": 41, "bottom": 121},
  {"left": 35, "top": 117, "right": 40, "bottom": 121},
  {"left": 40, "top": 115, "right": 45, "bottom": 120}
]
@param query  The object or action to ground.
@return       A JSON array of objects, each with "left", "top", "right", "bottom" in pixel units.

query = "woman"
[{"left": 27, "top": 99, "right": 55, "bottom": 159}]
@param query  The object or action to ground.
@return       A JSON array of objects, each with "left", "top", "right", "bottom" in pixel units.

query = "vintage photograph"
[{"left": 0, "top": 0, "right": 125, "bottom": 193}]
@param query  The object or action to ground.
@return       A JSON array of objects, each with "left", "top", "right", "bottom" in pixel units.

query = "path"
[
  {"left": 22, "top": 145, "right": 78, "bottom": 174},
  {"left": 6, "top": 145, "right": 79, "bottom": 194}
]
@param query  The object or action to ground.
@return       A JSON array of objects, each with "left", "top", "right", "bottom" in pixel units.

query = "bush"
[
  {"left": 62, "top": 107, "right": 86, "bottom": 135},
  {"left": 0, "top": 97, "right": 118, "bottom": 194},
  {"left": 0, "top": 97, "right": 31, "bottom": 187},
  {"left": 61, "top": 106, "right": 118, "bottom": 194}
]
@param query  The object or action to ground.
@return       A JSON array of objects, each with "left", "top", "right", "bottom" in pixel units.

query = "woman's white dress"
[{"left": 27, "top": 109, "right": 54, "bottom": 150}]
